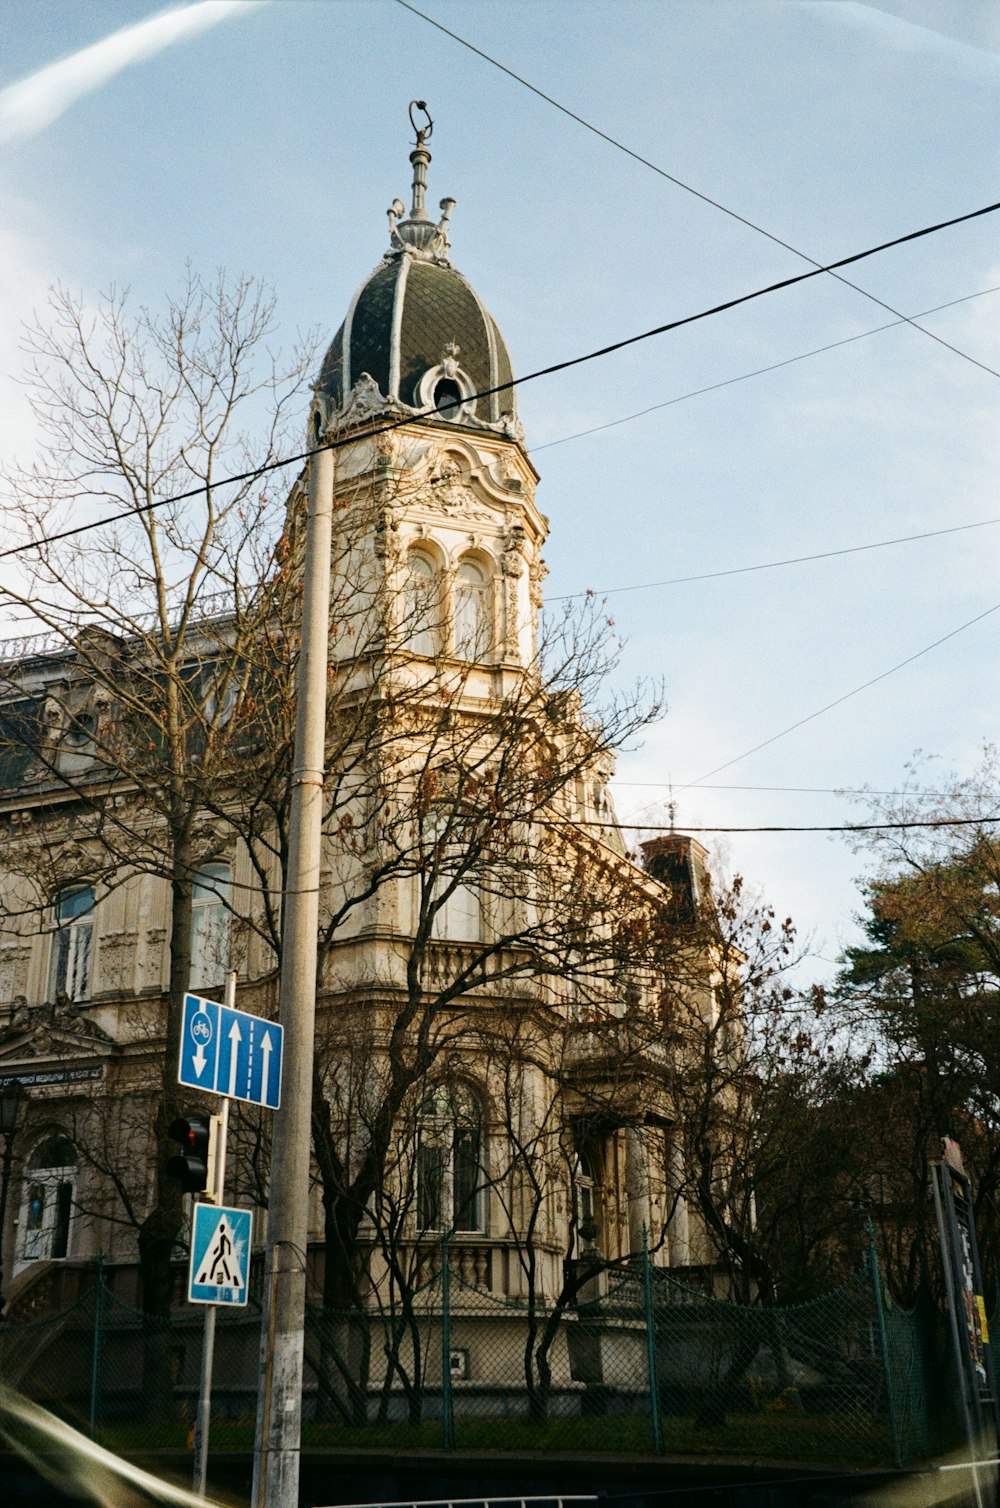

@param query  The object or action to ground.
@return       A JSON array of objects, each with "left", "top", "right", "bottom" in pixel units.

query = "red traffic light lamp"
[{"left": 167, "top": 1113, "right": 220, "bottom": 1199}]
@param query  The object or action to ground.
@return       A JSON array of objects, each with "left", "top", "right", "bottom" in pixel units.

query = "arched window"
[
  {"left": 50, "top": 886, "right": 95, "bottom": 1002},
  {"left": 417, "top": 1083, "right": 484, "bottom": 1233},
  {"left": 404, "top": 550, "right": 440, "bottom": 657},
  {"left": 18, "top": 1134, "right": 77, "bottom": 1266},
  {"left": 190, "top": 862, "right": 231, "bottom": 989},
  {"left": 454, "top": 559, "right": 490, "bottom": 660}
]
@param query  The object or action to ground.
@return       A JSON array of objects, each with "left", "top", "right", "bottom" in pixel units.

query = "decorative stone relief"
[
  {"left": 96, "top": 932, "right": 136, "bottom": 995},
  {"left": 433, "top": 458, "right": 493, "bottom": 522},
  {"left": 339, "top": 373, "right": 412, "bottom": 429},
  {"left": 373, "top": 506, "right": 400, "bottom": 561},
  {"left": 0, "top": 945, "right": 30, "bottom": 1005},
  {"left": 501, "top": 527, "right": 528, "bottom": 659},
  {"left": 143, "top": 928, "right": 166, "bottom": 991},
  {"left": 529, "top": 555, "right": 548, "bottom": 612}
]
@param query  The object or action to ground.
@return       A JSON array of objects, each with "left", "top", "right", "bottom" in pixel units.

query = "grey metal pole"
[
  {"left": 194, "top": 973, "right": 235, "bottom": 1498},
  {"left": 253, "top": 434, "right": 334, "bottom": 1508},
  {"left": 641, "top": 1226, "right": 663, "bottom": 1456},
  {"left": 931, "top": 1163, "right": 985, "bottom": 1508},
  {"left": 865, "top": 1221, "right": 901, "bottom": 1469}
]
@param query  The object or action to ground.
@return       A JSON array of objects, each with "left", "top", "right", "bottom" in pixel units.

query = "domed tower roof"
[{"left": 318, "top": 104, "right": 521, "bottom": 444}]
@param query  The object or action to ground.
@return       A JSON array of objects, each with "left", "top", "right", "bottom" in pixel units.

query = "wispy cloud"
[
  {"left": 0, "top": 1, "right": 266, "bottom": 144},
  {"left": 809, "top": 2, "right": 1000, "bottom": 78}
]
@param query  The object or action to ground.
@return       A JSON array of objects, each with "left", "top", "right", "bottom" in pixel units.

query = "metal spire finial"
[
  {"left": 386, "top": 102, "right": 455, "bottom": 263},
  {"left": 409, "top": 99, "right": 433, "bottom": 148}
]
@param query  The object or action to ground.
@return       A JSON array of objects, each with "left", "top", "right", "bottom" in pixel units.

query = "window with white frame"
[
  {"left": 18, "top": 1134, "right": 76, "bottom": 1267},
  {"left": 454, "top": 559, "right": 490, "bottom": 659},
  {"left": 417, "top": 1083, "right": 484, "bottom": 1233},
  {"left": 404, "top": 549, "right": 440, "bottom": 657},
  {"left": 189, "top": 862, "right": 231, "bottom": 989},
  {"left": 426, "top": 809, "right": 483, "bottom": 943},
  {"left": 50, "top": 886, "right": 95, "bottom": 1001},
  {"left": 573, "top": 1149, "right": 600, "bottom": 1249}
]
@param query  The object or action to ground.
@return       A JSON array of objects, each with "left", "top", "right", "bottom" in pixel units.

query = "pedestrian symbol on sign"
[
  {"left": 198, "top": 1216, "right": 238, "bottom": 1287},
  {"left": 188, "top": 1203, "right": 251, "bottom": 1306}
]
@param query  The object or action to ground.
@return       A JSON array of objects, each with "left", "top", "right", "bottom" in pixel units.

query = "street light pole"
[
  {"left": 252, "top": 427, "right": 334, "bottom": 1508},
  {"left": 0, "top": 1084, "right": 23, "bottom": 1315}
]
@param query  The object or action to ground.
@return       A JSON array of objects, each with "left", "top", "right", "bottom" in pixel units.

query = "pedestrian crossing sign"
[{"left": 188, "top": 1203, "right": 252, "bottom": 1306}]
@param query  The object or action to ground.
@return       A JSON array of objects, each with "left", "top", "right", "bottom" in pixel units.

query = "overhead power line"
[
  {"left": 533, "top": 286, "right": 1000, "bottom": 458},
  {"left": 547, "top": 515, "right": 1000, "bottom": 604},
  {"left": 1, "top": 198, "right": 995, "bottom": 568},
  {"left": 679, "top": 599, "right": 1000, "bottom": 793},
  {"left": 395, "top": 0, "right": 1000, "bottom": 380},
  {"left": 612, "top": 782, "right": 955, "bottom": 797},
  {"left": 609, "top": 815, "right": 1000, "bottom": 835}
]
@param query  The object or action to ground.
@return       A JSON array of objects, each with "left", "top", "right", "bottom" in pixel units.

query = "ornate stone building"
[{"left": 0, "top": 116, "right": 722, "bottom": 1336}]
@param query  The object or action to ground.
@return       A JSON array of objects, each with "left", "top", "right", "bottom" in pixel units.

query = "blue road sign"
[
  {"left": 178, "top": 992, "right": 283, "bottom": 1109},
  {"left": 188, "top": 1202, "right": 252, "bottom": 1306}
]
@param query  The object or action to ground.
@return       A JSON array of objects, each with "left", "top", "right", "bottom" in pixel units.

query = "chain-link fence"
[{"left": 0, "top": 1239, "right": 945, "bottom": 1466}]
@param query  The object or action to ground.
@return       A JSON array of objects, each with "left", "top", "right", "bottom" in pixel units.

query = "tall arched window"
[
  {"left": 417, "top": 1083, "right": 484, "bottom": 1233},
  {"left": 573, "top": 1149, "right": 600, "bottom": 1250},
  {"left": 190, "top": 862, "right": 231, "bottom": 989},
  {"left": 404, "top": 550, "right": 440, "bottom": 657},
  {"left": 50, "top": 886, "right": 95, "bottom": 1002},
  {"left": 18, "top": 1134, "right": 77, "bottom": 1266},
  {"left": 454, "top": 559, "right": 490, "bottom": 660}
]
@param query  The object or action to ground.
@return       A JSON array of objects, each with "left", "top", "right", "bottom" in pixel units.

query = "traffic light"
[{"left": 167, "top": 1112, "right": 219, "bottom": 1199}]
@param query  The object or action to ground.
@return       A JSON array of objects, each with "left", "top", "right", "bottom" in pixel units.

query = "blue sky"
[{"left": 1, "top": 0, "right": 998, "bottom": 978}]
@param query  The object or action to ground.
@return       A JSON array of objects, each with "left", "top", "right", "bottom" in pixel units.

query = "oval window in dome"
[{"left": 433, "top": 378, "right": 464, "bottom": 421}]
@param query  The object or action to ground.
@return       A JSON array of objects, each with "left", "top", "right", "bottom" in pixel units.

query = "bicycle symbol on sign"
[{"left": 191, "top": 1011, "right": 213, "bottom": 1044}]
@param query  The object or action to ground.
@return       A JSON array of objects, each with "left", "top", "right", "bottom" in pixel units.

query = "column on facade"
[
  {"left": 666, "top": 1133, "right": 691, "bottom": 1267},
  {"left": 624, "top": 1125, "right": 651, "bottom": 1253}
]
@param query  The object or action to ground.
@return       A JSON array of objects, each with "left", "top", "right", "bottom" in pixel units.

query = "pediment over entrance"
[{"left": 0, "top": 1009, "right": 113, "bottom": 1088}]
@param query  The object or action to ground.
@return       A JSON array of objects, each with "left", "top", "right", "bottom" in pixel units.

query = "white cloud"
[
  {"left": 0, "top": 1, "right": 266, "bottom": 144},
  {"left": 809, "top": 2, "right": 1000, "bottom": 77}
]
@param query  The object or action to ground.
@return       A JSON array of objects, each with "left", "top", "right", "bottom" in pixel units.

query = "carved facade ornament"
[
  {"left": 529, "top": 556, "right": 548, "bottom": 612},
  {"left": 340, "top": 373, "right": 407, "bottom": 428},
  {"left": 431, "top": 458, "right": 494, "bottom": 523}
]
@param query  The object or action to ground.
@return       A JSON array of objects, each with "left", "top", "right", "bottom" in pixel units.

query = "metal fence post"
[
  {"left": 88, "top": 1253, "right": 104, "bottom": 1439},
  {"left": 441, "top": 1230, "right": 453, "bottom": 1448},
  {"left": 867, "top": 1222, "right": 902, "bottom": 1467},
  {"left": 642, "top": 1227, "right": 664, "bottom": 1455}
]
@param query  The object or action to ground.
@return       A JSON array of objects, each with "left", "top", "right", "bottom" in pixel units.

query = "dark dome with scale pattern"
[{"left": 318, "top": 122, "right": 520, "bottom": 441}]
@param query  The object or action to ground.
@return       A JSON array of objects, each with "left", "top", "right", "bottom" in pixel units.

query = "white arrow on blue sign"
[
  {"left": 178, "top": 992, "right": 283, "bottom": 1109},
  {"left": 188, "top": 1202, "right": 252, "bottom": 1306}
]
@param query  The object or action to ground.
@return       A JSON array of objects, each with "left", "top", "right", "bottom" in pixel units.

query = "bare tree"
[{"left": 0, "top": 272, "right": 315, "bottom": 1399}]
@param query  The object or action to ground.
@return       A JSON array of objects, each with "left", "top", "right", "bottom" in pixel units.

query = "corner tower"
[{"left": 313, "top": 104, "right": 546, "bottom": 674}]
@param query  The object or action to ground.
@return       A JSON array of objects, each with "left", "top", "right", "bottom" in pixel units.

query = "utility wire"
[
  {"left": 606, "top": 815, "right": 1000, "bottom": 835},
  {"left": 395, "top": 0, "right": 1000, "bottom": 380},
  {"left": 533, "top": 287, "right": 1000, "bottom": 458},
  {"left": 1, "top": 198, "right": 995, "bottom": 568},
  {"left": 679, "top": 599, "right": 1000, "bottom": 792},
  {"left": 547, "top": 515, "right": 1000, "bottom": 604},
  {"left": 612, "top": 782, "right": 954, "bottom": 797}
]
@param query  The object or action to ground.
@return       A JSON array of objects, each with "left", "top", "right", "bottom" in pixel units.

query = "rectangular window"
[
  {"left": 417, "top": 1142, "right": 444, "bottom": 1230},
  {"left": 51, "top": 886, "right": 95, "bottom": 1001},
  {"left": 453, "top": 1129, "right": 482, "bottom": 1232},
  {"left": 426, "top": 810, "right": 483, "bottom": 943},
  {"left": 432, "top": 877, "right": 482, "bottom": 943},
  {"left": 190, "top": 862, "right": 231, "bottom": 989},
  {"left": 416, "top": 1124, "right": 484, "bottom": 1233}
]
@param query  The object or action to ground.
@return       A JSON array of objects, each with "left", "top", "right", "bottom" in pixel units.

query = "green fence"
[{"left": 0, "top": 1240, "right": 942, "bottom": 1467}]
